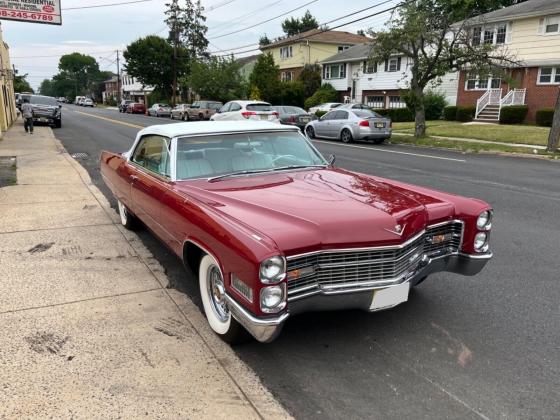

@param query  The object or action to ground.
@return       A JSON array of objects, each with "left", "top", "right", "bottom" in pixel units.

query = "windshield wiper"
[
  {"left": 207, "top": 168, "right": 275, "bottom": 182},
  {"left": 271, "top": 164, "right": 327, "bottom": 172}
]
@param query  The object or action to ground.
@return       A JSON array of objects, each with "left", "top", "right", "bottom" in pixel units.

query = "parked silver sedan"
[{"left": 305, "top": 109, "right": 392, "bottom": 144}]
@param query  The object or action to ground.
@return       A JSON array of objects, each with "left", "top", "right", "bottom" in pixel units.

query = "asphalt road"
[{"left": 55, "top": 105, "right": 559, "bottom": 419}]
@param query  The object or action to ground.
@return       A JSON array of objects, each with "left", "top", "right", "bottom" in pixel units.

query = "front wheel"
[
  {"left": 170, "top": 113, "right": 174, "bottom": 120},
  {"left": 199, "top": 254, "right": 249, "bottom": 344},
  {"left": 305, "top": 125, "right": 315, "bottom": 139},
  {"left": 117, "top": 199, "right": 138, "bottom": 230},
  {"left": 55, "top": 119, "right": 62, "bottom": 128},
  {"left": 341, "top": 129, "right": 353, "bottom": 144}
]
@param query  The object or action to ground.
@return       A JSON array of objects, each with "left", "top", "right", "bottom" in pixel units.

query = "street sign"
[{"left": 0, "top": 0, "right": 61, "bottom": 25}]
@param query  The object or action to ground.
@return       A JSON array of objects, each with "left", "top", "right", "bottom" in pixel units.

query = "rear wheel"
[
  {"left": 305, "top": 125, "right": 315, "bottom": 139},
  {"left": 117, "top": 199, "right": 138, "bottom": 230},
  {"left": 199, "top": 254, "right": 249, "bottom": 344},
  {"left": 341, "top": 129, "right": 353, "bottom": 144}
]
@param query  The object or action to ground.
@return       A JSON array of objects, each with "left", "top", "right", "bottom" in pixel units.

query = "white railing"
[
  {"left": 500, "top": 88, "right": 526, "bottom": 107},
  {"left": 475, "top": 88, "right": 502, "bottom": 119}
]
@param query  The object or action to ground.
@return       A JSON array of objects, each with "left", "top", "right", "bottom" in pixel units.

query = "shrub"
[
  {"left": 536, "top": 107, "right": 554, "bottom": 127},
  {"left": 375, "top": 108, "right": 414, "bottom": 122},
  {"left": 443, "top": 106, "right": 457, "bottom": 121},
  {"left": 499, "top": 105, "right": 528, "bottom": 124},
  {"left": 424, "top": 91, "right": 448, "bottom": 120},
  {"left": 278, "top": 81, "right": 305, "bottom": 107},
  {"left": 456, "top": 106, "right": 476, "bottom": 122},
  {"left": 304, "top": 83, "right": 339, "bottom": 110},
  {"left": 315, "top": 110, "right": 328, "bottom": 118}
]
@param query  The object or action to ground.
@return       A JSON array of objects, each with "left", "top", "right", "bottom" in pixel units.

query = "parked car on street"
[
  {"left": 17, "top": 93, "right": 32, "bottom": 110},
  {"left": 148, "top": 103, "right": 172, "bottom": 117},
  {"left": 29, "top": 94, "right": 62, "bottom": 128},
  {"left": 305, "top": 109, "right": 392, "bottom": 144},
  {"left": 82, "top": 98, "right": 94, "bottom": 107},
  {"left": 339, "top": 103, "right": 374, "bottom": 111},
  {"left": 100, "top": 121, "right": 493, "bottom": 343},
  {"left": 272, "top": 105, "right": 317, "bottom": 131},
  {"left": 171, "top": 103, "right": 191, "bottom": 120},
  {"left": 126, "top": 102, "right": 146, "bottom": 114},
  {"left": 308, "top": 102, "right": 342, "bottom": 115},
  {"left": 185, "top": 100, "right": 223, "bottom": 121},
  {"left": 74, "top": 96, "right": 85, "bottom": 105},
  {"left": 210, "top": 101, "right": 279, "bottom": 122},
  {"left": 119, "top": 99, "right": 133, "bottom": 113}
]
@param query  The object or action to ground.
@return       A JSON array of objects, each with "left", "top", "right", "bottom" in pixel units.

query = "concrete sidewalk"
[{"left": 0, "top": 120, "right": 291, "bottom": 419}]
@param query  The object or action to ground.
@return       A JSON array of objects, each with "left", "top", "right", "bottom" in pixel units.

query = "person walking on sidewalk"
[{"left": 21, "top": 99, "right": 34, "bottom": 134}]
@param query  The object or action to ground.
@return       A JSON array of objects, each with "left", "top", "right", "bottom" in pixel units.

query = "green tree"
[
  {"left": 248, "top": 53, "right": 280, "bottom": 103},
  {"left": 58, "top": 52, "right": 100, "bottom": 97},
  {"left": 13, "top": 73, "right": 34, "bottom": 93},
  {"left": 278, "top": 81, "right": 305, "bottom": 106},
  {"left": 259, "top": 34, "right": 271, "bottom": 46},
  {"left": 38, "top": 79, "right": 54, "bottom": 96},
  {"left": 124, "top": 35, "right": 176, "bottom": 97},
  {"left": 281, "top": 10, "right": 319, "bottom": 36},
  {"left": 369, "top": 0, "right": 517, "bottom": 137},
  {"left": 298, "top": 64, "right": 322, "bottom": 99},
  {"left": 186, "top": 56, "right": 246, "bottom": 102}
]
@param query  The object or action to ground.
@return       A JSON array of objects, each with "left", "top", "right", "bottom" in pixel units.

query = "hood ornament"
[{"left": 384, "top": 224, "right": 405, "bottom": 236}]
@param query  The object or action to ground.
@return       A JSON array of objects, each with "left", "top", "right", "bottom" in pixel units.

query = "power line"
[
  {"left": 205, "top": 0, "right": 239, "bottom": 12},
  {"left": 207, "top": 0, "right": 284, "bottom": 37},
  {"left": 12, "top": 50, "right": 117, "bottom": 59},
  {"left": 62, "top": 0, "right": 156, "bottom": 11},
  {"left": 209, "top": 0, "right": 320, "bottom": 40},
  {"left": 213, "top": 0, "right": 402, "bottom": 57}
]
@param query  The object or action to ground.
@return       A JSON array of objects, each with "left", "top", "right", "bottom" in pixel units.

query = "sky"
[{"left": 1, "top": 0, "right": 399, "bottom": 90}]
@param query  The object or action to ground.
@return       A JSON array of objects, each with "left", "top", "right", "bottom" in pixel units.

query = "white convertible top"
[{"left": 136, "top": 121, "right": 298, "bottom": 139}]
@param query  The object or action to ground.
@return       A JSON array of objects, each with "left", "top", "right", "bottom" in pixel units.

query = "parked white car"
[
  {"left": 210, "top": 100, "right": 279, "bottom": 122},
  {"left": 308, "top": 102, "right": 342, "bottom": 115},
  {"left": 83, "top": 98, "right": 94, "bottom": 107}
]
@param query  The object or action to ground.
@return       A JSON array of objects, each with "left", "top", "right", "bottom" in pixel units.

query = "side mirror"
[{"left": 328, "top": 154, "right": 336, "bottom": 166}]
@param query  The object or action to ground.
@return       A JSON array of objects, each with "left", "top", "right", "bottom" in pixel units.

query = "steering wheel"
[{"left": 272, "top": 155, "right": 300, "bottom": 166}]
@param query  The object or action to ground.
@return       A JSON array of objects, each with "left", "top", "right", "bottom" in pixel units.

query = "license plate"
[
  {"left": 260, "top": 114, "right": 268, "bottom": 120},
  {"left": 375, "top": 122, "right": 385, "bottom": 128},
  {"left": 370, "top": 282, "right": 410, "bottom": 311},
  {"left": 39, "top": 118, "right": 48, "bottom": 122}
]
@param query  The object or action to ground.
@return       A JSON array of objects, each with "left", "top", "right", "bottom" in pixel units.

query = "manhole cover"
[{"left": 71, "top": 152, "right": 89, "bottom": 159}]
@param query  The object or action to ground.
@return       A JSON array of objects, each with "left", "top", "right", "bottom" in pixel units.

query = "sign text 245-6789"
[{"left": 0, "top": 0, "right": 61, "bottom": 26}]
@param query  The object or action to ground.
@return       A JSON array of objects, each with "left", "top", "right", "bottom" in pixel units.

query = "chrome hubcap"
[
  {"left": 118, "top": 201, "right": 127, "bottom": 225},
  {"left": 207, "top": 266, "right": 229, "bottom": 322}
]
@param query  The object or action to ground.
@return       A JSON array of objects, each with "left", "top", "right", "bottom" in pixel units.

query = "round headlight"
[
  {"left": 474, "top": 232, "right": 488, "bottom": 252},
  {"left": 260, "top": 285, "right": 286, "bottom": 313},
  {"left": 259, "top": 256, "right": 286, "bottom": 284},
  {"left": 477, "top": 210, "right": 492, "bottom": 230}
]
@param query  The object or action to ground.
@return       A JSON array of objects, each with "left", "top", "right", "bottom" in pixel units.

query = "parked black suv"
[{"left": 29, "top": 95, "right": 62, "bottom": 128}]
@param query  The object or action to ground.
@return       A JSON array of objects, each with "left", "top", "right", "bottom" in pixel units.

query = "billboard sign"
[{"left": 0, "top": 0, "right": 61, "bottom": 25}]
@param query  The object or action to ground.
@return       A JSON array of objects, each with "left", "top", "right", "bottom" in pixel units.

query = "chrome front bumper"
[{"left": 226, "top": 252, "right": 492, "bottom": 343}]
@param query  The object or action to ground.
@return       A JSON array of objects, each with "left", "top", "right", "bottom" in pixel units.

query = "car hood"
[{"left": 177, "top": 168, "right": 455, "bottom": 255}]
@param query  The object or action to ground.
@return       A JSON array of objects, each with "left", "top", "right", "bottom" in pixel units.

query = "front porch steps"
[{"left": 474, "top": 105, "right": 500, "bottom": 123}]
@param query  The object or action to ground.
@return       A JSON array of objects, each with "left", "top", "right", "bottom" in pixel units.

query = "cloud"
[{"left": 61, "top": 40, "right": 97, "bottom": 45}]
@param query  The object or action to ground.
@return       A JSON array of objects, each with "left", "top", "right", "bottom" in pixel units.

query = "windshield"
[
  {"left": 30, "top": 96, "right": 58, "bottom": 106},
  {"left": 283, "top": 106, "right": 306, "bottom": 114},
  {"left": 354, "top": 110, "right": 381, "bottom": 118},
  {"left": 246, "top": 103, "right": 272, "bottom": 112},
  {"left": 176, "top": 131, "right": 326, "bottom": 180}
]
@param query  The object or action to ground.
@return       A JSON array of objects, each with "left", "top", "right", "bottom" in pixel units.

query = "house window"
[
  {"left": 538, "top": 67, "right": 560, "bottom": 84},
  {"left": 280, "top": 46, "right": 293, "bottom": 60},
  {"left": 363, "top": 61, "right": 377, "bottom": 74},
  {"left": 385, "top": 57, "right": 401, "bottom": 72},
  {"left": 366, "top": 95, "right": 384, "bottom": 108},
  {"left": 465, "top": 74, "right": 501, "bottom": 90},
  {"left": 388, "top": 96, "right": 406, "bottom": 109},
  {"left": 281, "top": 71, "right": 293, "bottom": 82},
  {"left": 473, "top": 23, "right": 508, "bottom": 45},
  {"left": 323, "top": 64, "right": 346, "bottom": 79},
  {"left": 338, "top": 45, "right": 349, "bottom": 52},
  {"left": 541, "top": 15, "right": 560, "bottom": 34}
]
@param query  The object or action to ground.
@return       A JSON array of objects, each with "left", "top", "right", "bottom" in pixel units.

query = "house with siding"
[
  {"left": 260, "top": 29, "right": 370, "bottom": 82},
  {"left": 319, "top": 43, "right": 458, "bottom": 109},
  {"left": 456, "top": 0, "right": 560, "bottom": 121}
]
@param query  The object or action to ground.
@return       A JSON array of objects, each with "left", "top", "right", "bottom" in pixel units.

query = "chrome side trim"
[{"left": 224, "top": 294, "right": 289, "bottom": 343}]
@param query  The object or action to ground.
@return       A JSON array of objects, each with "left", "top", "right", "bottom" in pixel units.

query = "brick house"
[
  {"left": 102, "top": 76, "right": 118, "bottom": 104},
  {"left": 260, "top": 29, "right": 370, "bottom": 82},
  {"left": 457, "top": 0, "right": 560, "bottom": 122}
]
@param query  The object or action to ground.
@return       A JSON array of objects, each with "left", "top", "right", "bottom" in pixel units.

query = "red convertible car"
[{"left": 100, "top": 121, "right": 492, "bottom": 343}]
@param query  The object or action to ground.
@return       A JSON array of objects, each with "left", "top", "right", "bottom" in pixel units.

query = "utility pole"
[
  {"left": 171, "top": 1, "right": 178, "bottom": 107},
  {"left": 116, "top": 50, "right": 121, "bottom": 103},
  {"left": 547, "top": 87, "right": 560, "bottom": 152}
]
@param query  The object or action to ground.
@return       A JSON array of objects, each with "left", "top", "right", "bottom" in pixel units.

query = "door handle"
[{"left": 130, "top": 175, "right": 138, "bottom": 182}]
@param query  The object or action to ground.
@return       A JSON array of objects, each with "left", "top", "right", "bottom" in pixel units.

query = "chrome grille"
[{"left": 286, "top": 221, "right": 463, "bottom": 300}]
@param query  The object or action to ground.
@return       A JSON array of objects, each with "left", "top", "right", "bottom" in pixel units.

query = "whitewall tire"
[
  {"left": 117, "top": 199, "right": 138, "bottom": 230},
  {"left": 198, "top": 254, "right": 249, "bottom": 343}
]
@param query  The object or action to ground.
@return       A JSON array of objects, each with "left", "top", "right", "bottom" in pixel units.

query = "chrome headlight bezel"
[
  {"left": 259, "top": 256, "right": 286, "bottom": 284},
  {"left": 474, "top": 232, "right": 489, "bottom": 253},
  {"left": 260, "top": 284, "right": 287, "bottom": 313},
  {"left": 476, "top": 210, "right": 493, "bottom": 231}
]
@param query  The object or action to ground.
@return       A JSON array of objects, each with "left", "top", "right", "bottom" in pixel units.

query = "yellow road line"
[{"left": 73, "top": 110, "right": 145, "bottom": 129}]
